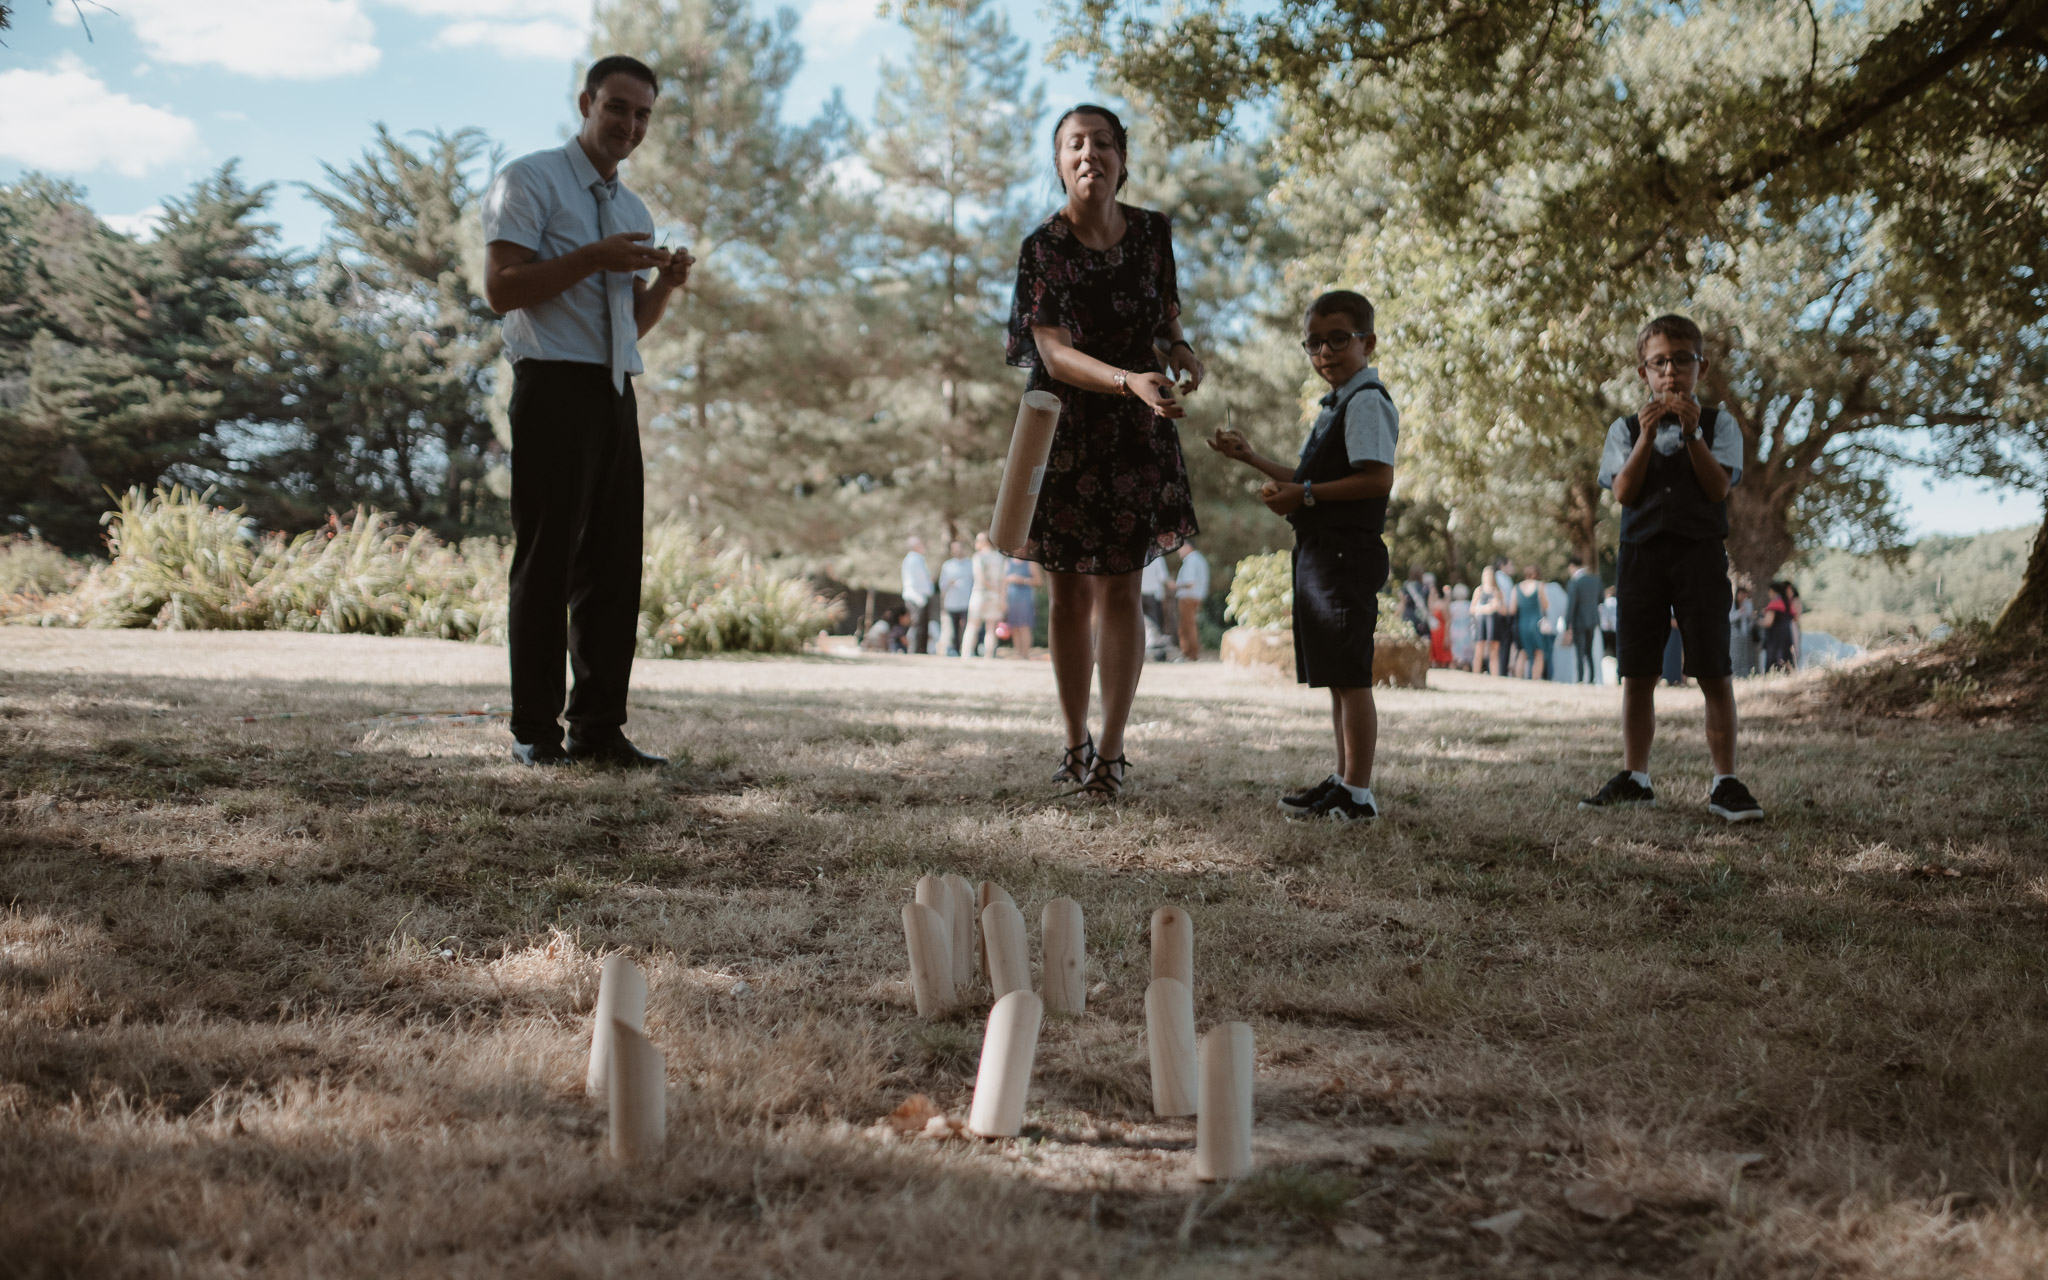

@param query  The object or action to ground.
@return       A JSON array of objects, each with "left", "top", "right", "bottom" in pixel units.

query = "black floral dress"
[{"left": 1005, "top": 204, "right": 1198, "bottom": 575}]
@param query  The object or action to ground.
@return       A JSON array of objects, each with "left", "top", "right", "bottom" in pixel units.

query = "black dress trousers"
[{"left": 507, "top": 359, "right": 643, "bottom": 747}]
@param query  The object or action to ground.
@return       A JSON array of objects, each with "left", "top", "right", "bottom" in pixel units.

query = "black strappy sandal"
[
  {"left": 1077, "top": 753, "right": 1129, "bottom": 800},
  {"left": 1054, "top": 735, "right": 1096, "bottom": 784}
]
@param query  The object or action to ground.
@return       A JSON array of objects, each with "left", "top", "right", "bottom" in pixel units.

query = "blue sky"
[{"left": 0, "top": 0, "right": 2037, "bottom": 539}]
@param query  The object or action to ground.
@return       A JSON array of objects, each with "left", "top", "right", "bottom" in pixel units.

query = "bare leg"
[
  {"left": 1333, "top": 686, "right": 1377, "bottom": 787},
  {"left": 1093, "top": 570, "right": 1145, "bottom": 761},
  {"left": 1698, "top": 676, "right": 1738, "bottom": 775},
  {"left": 1622, "top": 676, "right": 1657, "bottom": 772},
  {"left": 1015, "top": 626, "right": 1033, "bottom": 661},
  {"left": 1047, "top": 571, "right": 1101, "bottom": 750},
  {"left": 1330, "top": 692, "right": 1346, "bottom": 778}
]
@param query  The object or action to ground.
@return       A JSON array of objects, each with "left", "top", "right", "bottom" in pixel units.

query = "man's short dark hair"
[
  {"left": 585, "top": 55, "right": 658, "bottom": 98},
  {"left": 1636, "top": 313, "right": 1703, "bottom": 360},
  {"left": 1305, "top": 289, "right": 1374, "bottom": 335},
  {"left": 1567, "top": 554, "right": 1584, "bottom": 568}
]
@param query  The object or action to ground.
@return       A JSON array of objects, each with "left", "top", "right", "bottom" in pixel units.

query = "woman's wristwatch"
[{"left": 1170, "top": 339, "right": 1194, "bottom": 354}]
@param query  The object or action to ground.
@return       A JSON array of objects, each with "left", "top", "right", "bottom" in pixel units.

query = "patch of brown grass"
[{"left": 1, "top": 631, "right": 2046, "bottom": 1277}]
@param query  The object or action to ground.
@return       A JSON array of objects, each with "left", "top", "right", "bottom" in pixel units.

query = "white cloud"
[
  {"left": 104, "top": 207, "right": 167, "bottom": 240},
  {"left": 435, "top": 18, "right": 584, "bottom": 58},
  {"left": 107, "top": 0, "right": 381, "bottom": 79},
  {"left": 801, "top": 0, "right": 882, "bottom": 46},
  {"left": 0, "top": 60, "right": 200, "bottom": 177},
  {"left": 382, "top": 0, "right": 587, "bottom": 17}
]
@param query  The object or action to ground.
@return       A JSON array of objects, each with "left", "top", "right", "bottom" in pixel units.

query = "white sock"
[
  {"left": 1342, "top": 782, "right": 1375, "bottom": 808},
  {"left": 1711, "top": 773, "right": 1736, "bottom": 790},
  {"left": 1630, "top": 770, "right": 1651, "bottom": 789}
]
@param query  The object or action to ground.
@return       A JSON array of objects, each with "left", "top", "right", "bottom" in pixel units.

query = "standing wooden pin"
[
  {"left": 981, "top": 899, "right": 1031, "bottom": 1001},
  {"left": 1151, "top": 906, "right": 1193, "bottom": 988},
  {"left": 915, "top": 874, "right": 959, "bottom": 979},
  {"left": 1040, "top": 897, "right": 1086, "bottom": 1014},
  {"left": 941, "top": 873, "right": 977, "bottom": 991},
  {"left": 1144, "top": 977, "right": 1197, "bottom": 1117},
  {"left": 976, "top": 881, "right": 1015, "bottom": 984},
  {"left": 607, "top": 1018, "right": 667, "bottom": 1163},
  {"left": 1195, "top": 1022, "right": 1255, "bottom": 1181},
  {"left": 967, "top": 990, "right": 1045, "bottom": 1137},
  {"left": 586, "top": 953, "right": 648, "bottom": 1099},
  {"left": 902, "top": 901, "right": 956, "bottom": 1017}
]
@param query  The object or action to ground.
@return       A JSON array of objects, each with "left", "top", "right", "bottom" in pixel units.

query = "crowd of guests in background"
[
  {"left": 868, "top": 535, "right": 1213, "bottom": 660},
  {"left": 1393, "top": 557, "right": 1803, "bottom": 684}
]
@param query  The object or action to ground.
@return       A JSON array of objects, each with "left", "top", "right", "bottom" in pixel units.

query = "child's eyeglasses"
[
  {"left": 1643, "top": 353, "right": 1702, "bottom": 372},
  {"left": 1301, "top": 332, "right": 1365, "bottom": 354}
]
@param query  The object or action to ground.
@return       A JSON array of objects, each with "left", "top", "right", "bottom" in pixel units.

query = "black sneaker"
[
  {"left": 1278, "top": 775, "right": 1340, "bottom": 816},
  {"left": 1580, "top": 771, "right": 1655, "bottom": 809},
  {"left": 1707, "top": 776, "right": 1765, "bottom": 824},
  {"left": 1293, "top": 786, "right": 1378, "bottom": 823},
  {"left": 565, "top": 732, "right": 667, "bottom": 768}
]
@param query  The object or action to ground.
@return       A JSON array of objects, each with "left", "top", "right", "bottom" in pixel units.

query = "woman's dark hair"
[{"left": 1052, "top": 104, "right": 1129, "bottom": 192}]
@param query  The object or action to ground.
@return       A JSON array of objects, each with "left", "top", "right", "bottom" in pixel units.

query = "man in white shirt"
[
  {"left": 482, "top": 55, "right": 693, "bottom": 768},
  {"left": 1175, "top": 539, "right": 1210, "bottom": 661},
  {"left": 937, "top": 540, "right": 972, "bottom": 655},
  {"left": 1139, "top": 555, "right": 1173, "bottom": 658},
  {"left": 900, "top": 536, "right": 934, "bottom": 655}
]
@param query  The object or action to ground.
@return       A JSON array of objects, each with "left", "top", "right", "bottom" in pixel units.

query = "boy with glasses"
[
  {"left": 1208, "top": 290, "right": 1397, "bottom": 822},
  {"left": 1580, "top": 314, "right": 1763, "bottom": 822}
]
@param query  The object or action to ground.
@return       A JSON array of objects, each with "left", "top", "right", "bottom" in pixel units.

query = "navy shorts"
[
  {"left": 1615, "top": 535, "right": 1733, "bottom": 680},
  {"left": 1292, "top": 531, "right": 1389, "bottom": 688}
]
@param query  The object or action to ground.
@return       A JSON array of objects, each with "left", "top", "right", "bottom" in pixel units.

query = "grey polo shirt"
[
  {"left": 480, "top": 140, "right": 655, "bottom": 371},
  {"left": 1301, "top": 365, "right": 1400, "bottom": 468},
  {"left": 1597, "top": 405, "right": 1743, "bottom": 490}
]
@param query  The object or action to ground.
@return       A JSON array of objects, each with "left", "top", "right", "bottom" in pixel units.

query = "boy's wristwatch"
[{"left": 1302, "top": 480, "right": 1316, "bottom": 507}]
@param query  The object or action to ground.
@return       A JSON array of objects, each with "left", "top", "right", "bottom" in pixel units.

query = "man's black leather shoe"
[
  {"left": 565, "top": 732, "right": 667, "bottom": 768},
  {"left": 511, "top": 740, "right": 573, "bottom": 766}
]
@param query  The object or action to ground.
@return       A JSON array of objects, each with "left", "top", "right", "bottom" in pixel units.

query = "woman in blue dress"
[{"left": 1004, "top": 557, "right": 1043, "bottom": 660}]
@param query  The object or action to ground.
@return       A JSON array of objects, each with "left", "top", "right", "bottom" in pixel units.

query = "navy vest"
[
  {"left": 1289, "top": 378, "right": 1392, "bottom": 535},
  {"left": 1619, "top": 405, "right": 1729, "bottom": 544}
]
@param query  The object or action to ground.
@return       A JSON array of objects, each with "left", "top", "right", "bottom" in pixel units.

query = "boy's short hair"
[
  {"left": 585, "top": 55, "right": 659, "bottom": 97},
  {"left": 1636, "top": 313, "right": 1704, "bottom": 360},
  {"left": 1305, "top": 290, "right": 1375, "bottom": 335}
]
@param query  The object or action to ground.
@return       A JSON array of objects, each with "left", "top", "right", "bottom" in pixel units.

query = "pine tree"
[
  {"left": 197, "top": 128, "right": 506, "bottom": 537},
  {"left": 848, "top": 0, "right": 1043, "bottom": 565}
]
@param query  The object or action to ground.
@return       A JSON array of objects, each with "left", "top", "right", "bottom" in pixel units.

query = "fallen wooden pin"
[
  {"left": 1040, "top": 897, "right": 1085, "bottom": 1014},
  {"left": 981, "top": 899, "right": 1031, "bottom": 1001},
  {"left": 1151, "top": 905, "right": 1193, "bottom": 989},
  {"left": 586, "top": 953, "right": 648, "bottom": 1099},
  {"left": 1195, "top": 1022, "right": 1255, "bottom": 1181},
  {"left": 1144, "top": 977, "right": 1197, "bottom": 1117},
  {"left": 967, "top": 990, "right": 1044, "bottom": 1138},
  {"left": 902, "top": 901, "right": 956, "bottom": 1017},
  {"left": 607, "top": 1018, "right": 667, "bottom": 1163}
]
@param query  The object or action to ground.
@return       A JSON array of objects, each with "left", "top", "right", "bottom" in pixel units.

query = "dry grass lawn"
[{"left": 3, "top": 629, "right": 2046, "bottom": 1278}]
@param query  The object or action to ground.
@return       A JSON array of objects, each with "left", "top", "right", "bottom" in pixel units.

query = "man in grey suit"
[{"left": 1563, "top": 555, "right": 1604, "bottom": 684}]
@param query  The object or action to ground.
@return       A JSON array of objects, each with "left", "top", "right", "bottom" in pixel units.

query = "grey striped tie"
[{"left": 590, "top": 181, "right": 635, "bottom": 394}]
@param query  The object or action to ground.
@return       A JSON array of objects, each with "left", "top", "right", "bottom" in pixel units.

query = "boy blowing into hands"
[
  {"left": 1580, "top": 314, "right": 1763, "bottom": 822},
  {"left": 1209, "top": 290, "right": 1397, "bottom": 823}
]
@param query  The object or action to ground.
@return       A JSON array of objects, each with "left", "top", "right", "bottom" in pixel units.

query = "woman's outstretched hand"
[
  {"left": 1167, "top": 344, "right": 1204, "bottom": 393},
  {"left": 1129, "top": 371, "right": 1185, "bottom": 418}
]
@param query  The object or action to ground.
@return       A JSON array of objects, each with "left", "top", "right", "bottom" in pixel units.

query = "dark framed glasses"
[
  {"left": 1643, "top": 353, "right": 1702, "bottom": 372},
  {"left": 1301, "top": 332, "right": 1365, "bottom": 354}
]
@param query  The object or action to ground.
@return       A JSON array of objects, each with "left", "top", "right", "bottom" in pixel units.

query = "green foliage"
[
  {"left": 11, "top": 486, "right": 833, "bottom": 655},
  {"left": 1224, "top": 550, "right": 1291, "bottom": 629},
  {"left": 0, "top": 536, "right": 83, "bottom": 603},
  {"left": 1800, "top": 525, "right": 2040, "bottom": 645}
]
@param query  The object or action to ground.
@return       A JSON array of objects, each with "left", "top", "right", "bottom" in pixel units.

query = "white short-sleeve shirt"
[
  {"left": 480, "top": 140, "right": 655, "bottom": 371},
  {"left": 1597, "top": 405, "right": 1743, "bottom": 490},
  {"left": 1300, "top": 365, "right": 1400, "bottom": 469},
  {"left": 1175, "top": 549, "right": 1210, "bottom": 601}
]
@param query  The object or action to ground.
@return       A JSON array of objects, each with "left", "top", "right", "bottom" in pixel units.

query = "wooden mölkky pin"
[
  {"left": 902, "top": 901, "right": 956, "bottom": 1017},
  {"left": 1040, "top": 897, "right": 1086, "bottom": 1014},
  {"left": 1195, "top": 1021, "right": 1255, "bottom": 1181},
  {"left": 967, "top": 990, "right": 1044, "bottom": 1137},
  {"left": 976, "top": 881, "right": 1014, "bottom": 984},
  {"left": 915, "top": 874, "right": 958, "bottom": 976},
  {"left": 989, "top": 391, "right": 1063, "bottom": 554},
  {"left": 586, "top": 953, "right": 648, "bottom": 1099},
  {"left": 607, "top": 1018, "right": 667, "bottom": 1163},
  {"left": 941, "top": 873, "right": 977, "bottom": 991},
  {"left": 1151, "top": 906, "right": 1193, "bottom": 988},
  {"left": 981, "top": 900, "right": 1030, "bottom": 1001},
  {"left": 1144, "top": 976, "right": 1197, "bottom": 1116}
]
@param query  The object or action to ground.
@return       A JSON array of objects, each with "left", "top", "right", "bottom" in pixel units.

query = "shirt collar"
[
  {"left": 563, "top": 138, "right": 615, "bottom": 195},
  {"left": 1319, "top": 365, "right": 1381, "bottom": 407}
]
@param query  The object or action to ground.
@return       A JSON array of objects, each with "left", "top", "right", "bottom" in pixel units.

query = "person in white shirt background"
[
  {"left": 937, "top": 541, "right": 972, "bottom": 656},
  {"left": 900, "top": 536, "right": 934, "bottom": 655},
  {"left": 1174, "top": 539, "right": 1210, "bottom": 661}
]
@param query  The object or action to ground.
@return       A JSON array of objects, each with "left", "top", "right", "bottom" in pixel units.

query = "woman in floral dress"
[{"left": 1006, "top": 104, "right": 1202, "bottom": 797}]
